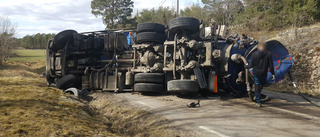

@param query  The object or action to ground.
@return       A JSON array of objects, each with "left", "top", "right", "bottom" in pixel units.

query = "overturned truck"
[{"left": 46, "top": 17, "right": 294, "bottom": 98}]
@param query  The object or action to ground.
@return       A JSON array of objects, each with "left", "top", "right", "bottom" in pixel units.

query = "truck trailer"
[{"left": 46, "top": 17, "right": 294, "bottom": 99}]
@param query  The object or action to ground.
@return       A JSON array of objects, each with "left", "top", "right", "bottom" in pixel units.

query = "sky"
[{"left": 0, "top": 0, "right": 199, "bottom": 38}]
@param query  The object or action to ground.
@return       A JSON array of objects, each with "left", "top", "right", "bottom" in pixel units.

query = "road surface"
[{"left": 102, "top": 91, "right": 320, "bottom": 137}]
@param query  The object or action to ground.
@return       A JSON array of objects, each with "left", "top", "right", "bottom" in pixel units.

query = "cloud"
[
  {"left": 0, "top": 0, "right": 199, "bottom": 38},
  {"left": 133, "top": 0, "right": 199, "bottom": 13},
  {"left": 0, "top": 0, "right": 104, "bottom": 37}
]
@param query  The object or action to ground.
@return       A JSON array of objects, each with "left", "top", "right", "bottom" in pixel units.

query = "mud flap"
[{"left": 194, "top": 68, "right": 207, "bottom": 88}]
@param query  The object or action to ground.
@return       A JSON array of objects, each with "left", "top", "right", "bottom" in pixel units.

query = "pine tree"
[
  {"left": 117, "top": 0, "right": 135, "bottom": 28},
  {"left": 91, "top": 0, "right": 134, "bottom": 29}
]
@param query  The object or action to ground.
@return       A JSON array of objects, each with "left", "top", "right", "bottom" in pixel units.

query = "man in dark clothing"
[{"left": 247, "top": 42, "right": 275, "bottom": 107}]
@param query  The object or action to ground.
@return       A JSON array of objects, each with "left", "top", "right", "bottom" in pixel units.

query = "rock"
[
  {"left": 94, "top": 133, "right": 106, "bottom": 137},
  {"left": 308, "top": 49, "right": 314, "bottom": 55}
]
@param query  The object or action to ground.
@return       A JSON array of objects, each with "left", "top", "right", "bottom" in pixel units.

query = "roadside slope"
[{"left": 0, "top": 50, "right": 117, "bottom": 136}]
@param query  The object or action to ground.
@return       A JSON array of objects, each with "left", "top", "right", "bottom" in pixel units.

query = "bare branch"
[{"left": 0, "top": 15, "right": 18, "bottom": 64}]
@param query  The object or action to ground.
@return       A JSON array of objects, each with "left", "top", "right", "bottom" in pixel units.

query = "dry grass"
[
  {"left": 0, "top": 81, "right": 117, "bottom": 137},
  {"left": 0, "top": 50, "right": 117, "bottom": 137},
  {"left": 227, "top": 26, "right": 283, "bottom": 42}
]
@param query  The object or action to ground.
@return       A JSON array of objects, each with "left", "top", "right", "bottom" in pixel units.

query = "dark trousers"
[{"left": 253, "top": 75, "right": 266, "bottom": 103}]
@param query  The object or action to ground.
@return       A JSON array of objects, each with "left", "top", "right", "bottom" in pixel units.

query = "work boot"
[{"left": 255, "top": 103, "right": 262, "bottom": 108}]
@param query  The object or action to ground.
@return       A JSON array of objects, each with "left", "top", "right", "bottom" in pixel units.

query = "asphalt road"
[{"left": 110, "top": 91, "right": 320, "bottom": 137}]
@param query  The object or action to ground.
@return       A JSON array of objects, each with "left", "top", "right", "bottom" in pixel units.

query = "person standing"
[{"left": 247, "top": 42, "right": 275, "bottom": 107}]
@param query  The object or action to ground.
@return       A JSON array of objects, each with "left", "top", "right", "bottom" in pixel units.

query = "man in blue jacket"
[{"left": 247, "top": 42, "right": 275, "bottom": 107}]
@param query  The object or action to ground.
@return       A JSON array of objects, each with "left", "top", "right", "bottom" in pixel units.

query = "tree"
[
  {"left": 136, "top": 7, "right": 175, "bottom": 25},
  {"left": 136, "top": 9, "right": 156, "bottom": 23},
  {"left": 180, "top": 4, "right": 208, "bottom": 24},
  {"left": 202, "top": 0, "right": 244, "bottom": 25},
  {"left": 91, "top": 0, "right": 134, "bottom": 29},
  {"left": 117, "top": 0, "right": 136, "bottom": 28},
  {"left": 0, "top": 15, "right": 17, "bottom": 64},
  {"left": 282, "top": 0, "right": 318, "bottom": 27},
  {"left": 235, "top": 0, "right": 319, "bottom": 30},
  {"left": 19, "top": 33, "right": 55, "bottom": 49},
  {"left": 234, "top": 0, "right": 280, "bottom": 30}
]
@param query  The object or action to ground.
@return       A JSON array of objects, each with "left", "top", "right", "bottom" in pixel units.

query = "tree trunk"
[{"left": 111, "top": 18, "right": 114, "bottom": 29}]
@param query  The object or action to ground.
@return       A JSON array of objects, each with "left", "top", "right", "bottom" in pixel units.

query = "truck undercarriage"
[{"left": 46, "top": 17, "right": 294, "bottom": 99}]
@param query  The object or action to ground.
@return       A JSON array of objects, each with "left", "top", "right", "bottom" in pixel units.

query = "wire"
[
  {"left": 172, "top": 0, "right": 174, "bottom": 8},
  {"left": 157, "top": 0, "right": 167, "bottom": 8}
]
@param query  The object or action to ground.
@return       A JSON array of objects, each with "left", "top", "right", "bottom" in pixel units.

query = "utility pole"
[{"left": 177, "top": 0, "right": 179, "bottom": 17}]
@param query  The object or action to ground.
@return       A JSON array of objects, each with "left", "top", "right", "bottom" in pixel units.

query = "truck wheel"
[
  {"left": 137, "top": 23, "right": 166, "bottom": 34},
  {"left": 134, "top": 83, "right": 164, "bottom": 92},
  {"left": 136, "top": 32, "right": 166, "bottom": 44},
  {"left": 167, "top": 80, "right": 199, "bottom": 92},
  {"left": 169, "top": 17, "right": 200, "bottom": 34},
  {"left": 56, "top": 74, "right": 78, "bottom": 90},
  {"left": 134, "top": 73, "right": 165, "bottom": 83},
  {"left": 50, "top": 30, "right": 77, "bottom": 52}
]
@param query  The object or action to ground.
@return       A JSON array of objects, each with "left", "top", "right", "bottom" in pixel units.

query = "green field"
[{"left": 9, "top": 49, "right": 46, "bottom": 62}]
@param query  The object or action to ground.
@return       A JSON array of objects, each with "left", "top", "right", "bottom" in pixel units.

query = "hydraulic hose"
[
  {"left": 90, "top": 53, "right": 116, "bottom": 72},
  {"left": 231, "top": 54, "right": 251, "bottom": 95},
  {"left": 90, "top": 33, "right": 118, "bottom": 72},
  {"left": 239, "top": 56, "right": 250, "bottom": 92},
  {"left": 173, "top": 33, "right": 177, "bottom": 79},
  {"left": 288, "top": 71, "right": 320, "bottom": 107}
]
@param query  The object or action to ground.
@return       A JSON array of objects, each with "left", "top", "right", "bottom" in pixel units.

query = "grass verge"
[{"left": 0, "top": 50, "right": 117, "bottom": 136}]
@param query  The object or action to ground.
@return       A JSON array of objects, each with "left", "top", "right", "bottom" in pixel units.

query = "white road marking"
[
  {"left": 199, "top": 126, "right": 230, "bottom": 137},
  {"left": 137, "top": 101, "right": 153, "bottom": 108},
  {"left": 267, "top": 106, "right": 320, "bottom": 122}
]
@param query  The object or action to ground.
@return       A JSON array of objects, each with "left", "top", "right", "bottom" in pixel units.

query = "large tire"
[
  {"left": 167, "top": 80, "right": 199, "bottom": 92},
  {"left": 56, "top": 74, "right": 78, "bottom": 90},
  {"left": 137, "top": 23, "right": 165, "bottom": 34},
  {"left": 169, "top": 17, "right": 200, "bottom": 34},
  {"left": 136, "top": 32, "right": 166, "bottom": 44},
  {"left": 135, "top": 73, "right": 165, "bottom": 83},
  {"left": 134, "top": 83, "right": 164, "bottom": 92},
  {"left": 51, "top": 30, "right": 77, "bottom": 52}
]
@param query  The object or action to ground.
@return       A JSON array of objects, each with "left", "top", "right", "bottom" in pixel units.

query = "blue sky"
[{"left": 0, "top": 0, "right": 199, "bottom": 38}]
